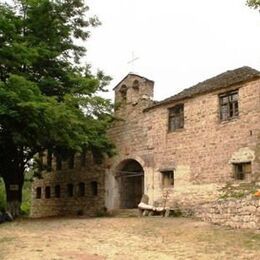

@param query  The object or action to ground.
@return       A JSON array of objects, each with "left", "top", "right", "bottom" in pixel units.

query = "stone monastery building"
[{"left": 31, "top": 66, "right": 260, "bottom": 217}]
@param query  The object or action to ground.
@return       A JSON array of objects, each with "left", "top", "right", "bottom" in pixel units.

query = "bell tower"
[{"left": 113, "top": 73, "right": 154, "bottom": 116}]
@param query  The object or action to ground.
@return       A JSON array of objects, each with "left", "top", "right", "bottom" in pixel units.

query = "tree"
[
  {"left": 247, "top": 0, "right": 260, "bottom": 8},
  {"left": 0, "top": 0, "right": 114, "bottom": 216}
]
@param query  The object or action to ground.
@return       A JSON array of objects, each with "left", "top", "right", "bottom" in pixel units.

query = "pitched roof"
[
  {"left": 145, "top": 66, "right": 260, "bottom": 111},
  {"left": 113, "top": 73, "right": 154, "bottom": 90}
]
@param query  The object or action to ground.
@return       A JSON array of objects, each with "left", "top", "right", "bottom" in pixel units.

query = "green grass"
[{"left": 0, "top": 175, "right": 32, "bottom": 215}]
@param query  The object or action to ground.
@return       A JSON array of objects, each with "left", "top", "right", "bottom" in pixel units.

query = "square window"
[
  {"left": 161, "top": 171, "right": 174, "bottom": 187},
  {"left": 233, "top": 162, "right": 251, "bottom": 180}
]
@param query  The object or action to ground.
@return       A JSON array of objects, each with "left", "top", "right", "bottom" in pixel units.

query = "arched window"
[
  {"left": 120, "top": 85, "right": 127, "bottom": 101},
  {"left": 45, "top": 186, "right": 51, "bottom": 199},
  {"left": 55, "top": 185, "right": 61, "bottom": 198},
  {"left": 78, "top": 183, "right": 85, "bottom": 197},
  {"left": 132, "top": 80, "right": 139, "bottom": 90},
  {"left": 36, "top": 187, "right": 42, "bottom": 199}
]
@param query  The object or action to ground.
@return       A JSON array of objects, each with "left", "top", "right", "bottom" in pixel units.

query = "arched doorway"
[{"left": 116, "top": 159, "right": 144, "bottom": 209}]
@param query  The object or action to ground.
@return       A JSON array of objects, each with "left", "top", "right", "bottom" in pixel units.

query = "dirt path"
[{"left": 0, "top": 217, "right": 259, "bottom": 260}]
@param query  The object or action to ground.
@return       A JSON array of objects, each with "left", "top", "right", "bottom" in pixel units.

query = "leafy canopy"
[
  {"left": 247, "top": 0, "right": 260, "bottom": 8},
  {"left": 0, "top": 0, "right": 114, "bottom": 178}
]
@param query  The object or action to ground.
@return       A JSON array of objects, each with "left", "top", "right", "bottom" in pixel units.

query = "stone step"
[{"left": 111, "top": 208, "right": 140, "bottom": 218}]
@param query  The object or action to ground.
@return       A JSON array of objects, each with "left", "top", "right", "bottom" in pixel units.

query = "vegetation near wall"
[
  {"left": 0, "top": 177, "right": 31, "bottom": 215},
  {"left": 0, "top": 179, "right": 6, "bottom": 211},
  {"left": 0, "top": 0, "right": 114, "bottom": 217}
]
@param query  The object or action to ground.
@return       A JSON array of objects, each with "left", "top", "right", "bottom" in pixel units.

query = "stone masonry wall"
[
  {"left": 195, "top": 198, "right": 260, "bottom": 229},
  {"left": 31, "top": 156, "right": 105, "bottom": 218},
  {"left": 106, "top": 76, "right": 260, "bottom": 211}
]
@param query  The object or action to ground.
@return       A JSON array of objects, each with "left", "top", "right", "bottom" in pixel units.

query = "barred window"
[
  {"left": 168, "top": 104, "right": 184, "bottom": 132},
  {"left": 219, "top": 90, "right": 239, "bottom": 121}
]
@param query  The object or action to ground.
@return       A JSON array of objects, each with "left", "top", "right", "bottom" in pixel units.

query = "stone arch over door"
[{"left": 115, "top": 159, "right": 144, "bottom": 209}]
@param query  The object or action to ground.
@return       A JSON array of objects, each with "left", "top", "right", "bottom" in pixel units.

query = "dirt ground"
[{"left": 0, "top": 216, "right": 259, "bottom": 260}]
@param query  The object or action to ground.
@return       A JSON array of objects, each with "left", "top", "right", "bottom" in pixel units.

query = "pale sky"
[{"left": 86, "top": 0, "right": 260, "bottom": 101}]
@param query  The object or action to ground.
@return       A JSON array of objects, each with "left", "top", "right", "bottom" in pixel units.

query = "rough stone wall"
[
  {"left": 31, "top": 156, "right": 105, "bottom": 218},
  {"left": 31, "top": 73, "right": 260, "bottom": 217},
  {"left": 195, "top": 198, "right": 260, "bottom": 229},
  {"left": 106, "top": 76, "right": 260, "bottom": 211}
]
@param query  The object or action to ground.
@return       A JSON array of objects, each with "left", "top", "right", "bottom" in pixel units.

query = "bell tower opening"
[{"left": 116, "top": 159, "right": 144, "bottom": 209}]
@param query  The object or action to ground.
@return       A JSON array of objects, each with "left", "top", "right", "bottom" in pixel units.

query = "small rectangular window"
[
  {"left": 80, "top": 150, "right": 86, "bottom": 167},
  {"left": 47, "top": 149, "right": 52, "bottom": 172},
  {"left": 67, "top": 184, "right": 74, "bottom": 197},
  {"left": 92, "top": 150, "right": 103, "bottom": 165},
  {"left": 161, "top": 171, "right": 174, "bottom": 187},
  {"left": 91, "top": 181, "right": 98, "bottom": 196},
  {"left": 68, "top": 153, "right": 75, "bottom": 169},
  {"left": 233, "top": 162, "right": 251, "bottom": 180},
  {"left": 168, "top": 104, "right": 184, "bottom": 132},
  {"left": 55, "top": 185, "right": 61, "bottom": 198},
  {"left": 45, "top": 186, "right": 51, "bottom": 199},
  {"left": 36, "top": 187, "right": 42, "bottom": 199},
  {"left": 219, "top": 90, "right": 239, "bottom": 121},
  {"left": 78, "top": 183, "right": 85, "bottom": 197},
  {"left": 56, "top": 155, "right": 62, "bottom": 171}
]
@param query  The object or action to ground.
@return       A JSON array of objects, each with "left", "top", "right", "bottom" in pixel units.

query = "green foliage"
[
  {"left": 20, "top": 178, "right": 32, "bottom": 215},
  {"left": 0, "top": 179, "right": 6, "bottom": 212},
  {"left": 0, "top": 0, "right": 115, "bottom": 210},
  {"left": 247, "top": 0, "right": 260, "bottom": 8},
  {"left": 218, "top": 182, "right": 260, "bottom": 200}
]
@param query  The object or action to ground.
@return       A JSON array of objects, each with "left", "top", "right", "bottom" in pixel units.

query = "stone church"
[{"left": 31, "top": 66, "right": 260, "bottom": 218}]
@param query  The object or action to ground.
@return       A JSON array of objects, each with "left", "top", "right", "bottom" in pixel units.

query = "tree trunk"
[{"left": 3, "top": 170, "right": 24, "bottom": 218}]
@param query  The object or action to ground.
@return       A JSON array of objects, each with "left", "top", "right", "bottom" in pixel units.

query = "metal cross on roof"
[{"left": 127, "top": 51, "right": 139, "bottom": 72}]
